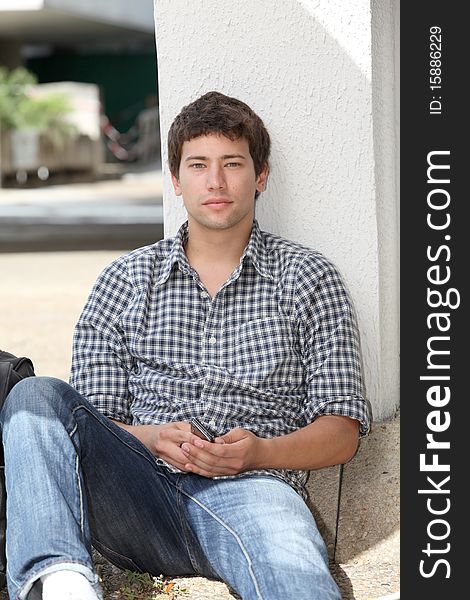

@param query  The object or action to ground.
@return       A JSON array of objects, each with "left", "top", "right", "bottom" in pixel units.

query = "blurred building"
[{"left": 0, "top": 1, "right": 158, "bottom": 135}]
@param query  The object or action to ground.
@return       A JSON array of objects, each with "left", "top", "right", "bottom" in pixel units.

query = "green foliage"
[
  {"left": 116, "top": 571, "right": 188, "bottom": 599},
  {"left": 0, "top": 66, "right": 76, "bottom": 144},
  {"left": 0, "top": 66, "right": 35, "bottom": 129}
]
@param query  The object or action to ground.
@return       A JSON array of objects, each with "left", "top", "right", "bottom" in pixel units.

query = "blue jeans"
[{"left": 0, "top": 377, "right": 340, "bottom": 600}]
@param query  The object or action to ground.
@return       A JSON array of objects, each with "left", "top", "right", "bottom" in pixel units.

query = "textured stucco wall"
[{"left": 154, "top": 0, "right": 399, "bottom": 420}]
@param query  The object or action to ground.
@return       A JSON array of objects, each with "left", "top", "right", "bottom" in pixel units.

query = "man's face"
[{"left": 171, "top": 133, "right": 268, "bottom": 233}]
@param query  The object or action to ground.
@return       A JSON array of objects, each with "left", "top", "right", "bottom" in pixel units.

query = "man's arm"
[
  {"left": 70, "top": 259, "right": 135, "bottom": 423},
  {"left": 176, "top": 415, "right": 359, "bottom": 477},
  {"left": 254, "top": 415, "right": 359, "bottom": 469}
]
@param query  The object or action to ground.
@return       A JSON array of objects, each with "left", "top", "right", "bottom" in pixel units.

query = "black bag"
[{"left": 0, "top": 350, "right": 35, "bottom": 589}]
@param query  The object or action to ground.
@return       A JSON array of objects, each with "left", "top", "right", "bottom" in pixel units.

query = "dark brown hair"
[{"left": 168, "top": 91, "right": 271, "bottom": 192}]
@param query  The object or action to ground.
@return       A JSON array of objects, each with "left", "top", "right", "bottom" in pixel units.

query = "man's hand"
[
  {"left": 112, "top": 420, "right": 203, "bottom": 472},
  {"left": 180, "top": 416, "right": 359, "bottom": 478},
  {"left": 113, "top": 415, "right": 360, "bottom": 478},
  {"left": 180, "top": 427, "right": 263, "bottom": 477}
]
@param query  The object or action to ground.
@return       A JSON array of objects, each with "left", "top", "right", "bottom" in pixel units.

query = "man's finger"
[
  {"left": 157, "top": 428, "right": 192, "bottom": 447},
  {"left": 180, "top": 442, "right": 244, "bottom": 475},
  {"left": 181, "top": 440, "right": 229, "bottom": 460},
  {"left": 218, "top": 427, "right": 247, "bottom": 444},
  {"left": 183, "top": 462, "right": 235, "bottom": 477}
]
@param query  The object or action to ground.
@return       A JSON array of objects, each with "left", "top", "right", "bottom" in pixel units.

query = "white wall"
[{"left": 154, "top": 0, "right": 399, "bottom": 420}]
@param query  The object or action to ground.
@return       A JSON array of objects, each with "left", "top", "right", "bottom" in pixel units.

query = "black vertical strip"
[{"left": 401, "top": 3, "right": 465, "bottom": 597}]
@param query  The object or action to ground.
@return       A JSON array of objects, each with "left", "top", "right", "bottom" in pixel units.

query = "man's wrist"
[{"left": 253, "top": 436, "right": 277, "bottom": 470}]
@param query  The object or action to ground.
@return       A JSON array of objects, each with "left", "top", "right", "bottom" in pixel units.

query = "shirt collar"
[
  {"left": 155, "top": 221, "right": 191, "bottom": 286},
  {"left": 241, "top": 220, "right": 273, "bottom": 280},
  {"left": 155, "top": 219, "right": 273, "bottom": 286}
]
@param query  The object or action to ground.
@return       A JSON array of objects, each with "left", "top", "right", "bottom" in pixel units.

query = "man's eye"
[
  {"left": 226, "top": 162, "right": 240, "bottom": 168},
  {"left": 189, "top": 163, "right": 205, "bottom": 169}
]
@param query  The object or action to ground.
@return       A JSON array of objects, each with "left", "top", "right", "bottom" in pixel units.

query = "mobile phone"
[{"left": 190, "top": 417, "right": 215, "bottom": 442}]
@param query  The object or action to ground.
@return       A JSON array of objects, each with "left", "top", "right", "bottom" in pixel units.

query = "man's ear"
[
  {"left": 255, "top": 164, "right": 269, "bottom": 193},
  {"left": 171, "top": 173, "right": 182, "bottom": 196}
]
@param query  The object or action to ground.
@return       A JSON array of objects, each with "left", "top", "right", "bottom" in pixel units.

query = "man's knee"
[
  {"left": 1, "top": 376, "right": 74, "bottom": 423},
  {"left": 248, "top": 524, "right": 337, "bottom": 599}
]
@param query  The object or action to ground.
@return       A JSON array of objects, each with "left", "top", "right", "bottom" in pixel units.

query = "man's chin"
[{"left": 189, "top": 214, "right": 249, "bottom": 232}]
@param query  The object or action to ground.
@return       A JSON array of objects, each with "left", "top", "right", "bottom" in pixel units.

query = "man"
[{"left": 0, "top": 91, "right": 370, "bottom": 600}]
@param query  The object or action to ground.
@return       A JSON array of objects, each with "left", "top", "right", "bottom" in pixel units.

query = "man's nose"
[{"left": 207, "top": 164, "right": 226, "bottom": 190}]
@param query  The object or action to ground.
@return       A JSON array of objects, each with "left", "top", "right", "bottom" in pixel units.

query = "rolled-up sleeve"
[
  {"left": 69, "top": 259, "right": 135, "bottom": 423},
  {"left": 296, "top": 255, "right": 371, "bottom": 436}
]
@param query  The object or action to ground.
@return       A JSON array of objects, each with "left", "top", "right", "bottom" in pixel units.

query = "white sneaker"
[{"left": 41, "top": 570, "right": 100, "bottom": 600}]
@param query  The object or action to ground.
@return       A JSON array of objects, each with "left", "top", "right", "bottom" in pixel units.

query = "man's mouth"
[{"left": 203, "top": 198, "right": 232, "bottom": 206}]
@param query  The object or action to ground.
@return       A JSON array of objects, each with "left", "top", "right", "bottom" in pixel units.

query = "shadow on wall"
[
  {"left": 245, "top": 2, "right": 396, "bottom": 425},
  {"left": 307, "top": 414, "right": 400, "bottom": 563}
]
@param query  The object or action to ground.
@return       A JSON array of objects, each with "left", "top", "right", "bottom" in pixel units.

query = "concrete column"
[{"left": 154, "top": 0, "right": 399, "bottom": 421}]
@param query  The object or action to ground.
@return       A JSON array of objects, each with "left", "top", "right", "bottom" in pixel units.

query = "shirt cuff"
[{"left": 303, "top": 395, "right": 371, "bottom": 437}]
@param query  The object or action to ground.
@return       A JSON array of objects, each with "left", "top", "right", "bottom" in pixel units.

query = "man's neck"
[
  {"left": 185, "top": 219, "right": 253, "bottom": 268},
  {"left": 184, "top": 218, "right": 254, "bottom": 298}
]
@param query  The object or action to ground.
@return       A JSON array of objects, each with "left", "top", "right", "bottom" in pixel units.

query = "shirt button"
[
  {"left": 209, "top": 419, "right": 217, "bottom": 429},
  {"left": 201, "top": 291, "right": 210, "bottom": 299},
  {"left": 208, "top": 336, "right": 217, "bottom": 345}
]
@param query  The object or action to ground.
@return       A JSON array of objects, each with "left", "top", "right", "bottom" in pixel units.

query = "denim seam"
[
  {"left": 75, "top": 454, "right": 85, "bottom": 535},
  {"left": 91, "top": 538, "right": 144, "bottom": 573},
  {"left": 175, "top": 482, "right": 202, "bottom": 575},
  {"left": 180, "top": 489, "right": 264, "bottom": 600},
  {"left": 71, "top": 405, "right": 159, "bottom": 469}
]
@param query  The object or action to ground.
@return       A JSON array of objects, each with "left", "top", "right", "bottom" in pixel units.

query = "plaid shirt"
[{"left": 70, "top": 220, "right": 370, "bottom": 497}]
